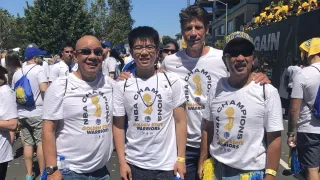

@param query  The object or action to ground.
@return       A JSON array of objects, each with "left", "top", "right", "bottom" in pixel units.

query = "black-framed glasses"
[
  {"left": 132, "top": 45, "right": 156, "bottom": 53},
  {"left": 163, "top": 49, "right": 178, "bottom": 54},
  {"left": 76, "top": 48, "right": 103, "bottom": 56}
]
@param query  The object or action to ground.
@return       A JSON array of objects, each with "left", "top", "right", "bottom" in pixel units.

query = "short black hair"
[
  {"left": 60, "top": 41, "right": 74, "bottom": 52},
  {"left": 128, "top": 26, "right": 160, "bottom": 49},
  {"left": 179, "top": 5, "right": 209, "bottom": 31},
  {"left": 163, "top": 38, "right": 179, "bottom": 51}
]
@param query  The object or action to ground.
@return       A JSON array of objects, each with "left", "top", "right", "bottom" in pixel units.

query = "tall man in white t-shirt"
[
  {"left": 113, "top": 26, "right": 187, "bottom": 180},
  {"left": 42, "top": 35, "right": 114, "bottom": 180},
  {"left": 118, "top": 5, "right": 269, "bottom": 180},
  {"left": 49, "top": 42, "right": 74, "bottom": 83},
  {"left": 12, "top": 47, "right": 48, "bottom": 180},
  {"left": 199, "top": 32, "right": 283, "bottom": 180},
  {"left": 288, "top": 38, "right": 320, "bottom": 180}
]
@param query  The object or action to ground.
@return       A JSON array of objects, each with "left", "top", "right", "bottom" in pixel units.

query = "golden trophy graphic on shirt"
[
  {"left": 91, "top": 96, "right": 101, "bottom": 117},
  {"left": 193, "top": 75, "right": 202, "bottom": 96},
  {"left": 224, "top": 107, "right": 235, "bottom": 131},
  {"left": 143, "top": 93, "right": 153, "bottom": 115}
]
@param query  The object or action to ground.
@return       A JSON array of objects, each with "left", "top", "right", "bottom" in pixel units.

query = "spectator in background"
[
  {"left": 0, "top": 65, "right": 18, "bottom": 179},
  {"left": 49, "top": 42, "right": 74, "bottom": 83},
  {"left": 102, "top": 41, "right": 118, "bottom": 79},
  {"left": 5, "top": 50, "right": 22, "bottom": 87},
  {"left": 162, "top": 38, "right": 179, "bottom": 57},
  {"left": 110, "top": 49, "right": 124, "bottom": 80},
  {"left": 284, "top": 58, "right": 302, "bottom": 97},
  {"left": 0, "top": 50, "right": 7, "bottom": 68}
]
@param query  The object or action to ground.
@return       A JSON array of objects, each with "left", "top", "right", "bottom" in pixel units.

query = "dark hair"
[
  {"left": 179, "top": 5, "right": 209, "bottom": 31},
  {"left": 5, "top": 50, "right": 21, "bottom": 86},
  {"left": 128, "top": 26, "right": 160, "bottom": 49},
  {"left": 110, "top": 49, "right": 124, "bottom": 70},
  {"left": 60, "top": 41, "right": 74, "bottom": 56},
  {"left": 163, "top": 38, "right": 179, "bottom": 51}
]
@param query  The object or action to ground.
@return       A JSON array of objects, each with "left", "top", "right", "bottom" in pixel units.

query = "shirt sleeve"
[
  {"left": 42, "top": 78, "right": 66, "bottom": 120},
  {"left": 112, "top": 82, "right": 126, "bottom": 117},
  {"left": 0, "top": 87, "right": 18, "bottom": 120},
  {"left": 291, "top": 71, "right": 305, "bottom": 99},
  {"left": 264, "top": 86, "right": 284, "bottom": 132},
  {"left": 37, "top": 66, "right": 48, "bottom": 84},
  {"left": 49, "top": 64, "right": 59, "bottom": 82},
  {"left": 161, "top": 57, "right": 167, "bottom": 70},
  {"left": 42, "top": 62, "right": 50, "bottom": 80},
  {"left": 107, "top": 57, "right": 117, "bottom": 73},
  {"left": 171, "top": 78, "right": 186, "bottom": 108}
]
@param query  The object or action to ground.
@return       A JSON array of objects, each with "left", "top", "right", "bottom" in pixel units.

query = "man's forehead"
[
  {"left": 184, "top": 18, "right": 204, "bottom": 27},
  {"left": 134, "top": 39, "right": 155, "bottom": 45},
  {"left": 76, "top": 36, "right": 101, "bottom": 49}
]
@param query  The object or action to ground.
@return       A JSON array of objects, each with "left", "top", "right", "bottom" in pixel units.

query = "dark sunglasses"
[
  {"left": 163, "top": 49, "right": 178, "bottom": 54},
  {"left": 77, "top": 48, "right": 103, "bottom": 56},
  {"left": 64, "top": 51, "right": 73, "bottom": 54}
]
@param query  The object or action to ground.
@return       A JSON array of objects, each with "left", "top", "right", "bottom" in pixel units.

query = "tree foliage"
[
  {"left": 89, "top": 0, "right": 108, "bottom": 40},
  {"left": 105, "top": 0, "right": 134, "bottom": 45},
  {"left": 0, "top": 9, "right": 15, "bottom": 49},
  {"left": 24, "top": 0, "right": 92, "bottom": 53}
]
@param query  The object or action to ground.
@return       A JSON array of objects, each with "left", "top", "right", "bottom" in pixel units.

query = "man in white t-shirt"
[
  {"left": 49, "top": 42, "right": 74, "bottom": 83},
  {"left": 12, "top": 47, "right": 48, "bottom": 179},
  {"left": 101, "top": 41, "right": 117, "bottom": 79},
  {"left": 42, "top": 35, "right": 114, "bottom": 180},
  {"left": 0, "top": 66, "right": 18, "bottom": 179},
  {"left": 288, "top": 38, "right": 320, "bottom": 180},
  {"left": 284, "top": 58, "right": 302, "bottom": 97},
  {"left": 200, "top": 32, "right": 283, "bottom": 180},
  {"left": 118, "top": 6, "right": 270, "bottom": 180},
  {"left": 113, "top": 26, "right": 187, "bottom": 180}
]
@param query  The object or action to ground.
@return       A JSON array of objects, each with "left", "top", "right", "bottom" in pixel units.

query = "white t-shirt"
[
  {"left": 203, "top": 78, "right": 283, "bottom": 170},
  {"left": 0, "top": 85, "right": 17, "bottom": 163},
  {"left": 42, "top": 72, "right": 114, "bottom": 173},
  {"left": 102, "top": 57, "right": 117, "bottom": 76},
  {"left": 42, "top": 61, "right": 50, "bottom": 80},
  {"left": 285, "top": 65, "right": 301, "bottom": 88},
  {"left": 161, "top": 47, "right": 229, "bottom": 148},
  {"left": 291, "top": 63, "right": 320, "bottom": 134},
  {"left": 113, "top": 72, "right": 186, "bottom": 170},
  {"left": 49, "top": 61, "right": 69, "bottom": 82},
  {"left": 12, "top": 64, "right": 48, "bottom": 118},
  {"left": 0, "top": 58, "right": 5, "bottom": 68},
  {"left": 124, "top": 55, "right": 133, "bottom": 65}
]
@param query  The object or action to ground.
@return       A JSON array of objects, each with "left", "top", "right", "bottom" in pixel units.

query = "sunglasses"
[
  {"left": 64, "top": 51, "right": 73, "bottom": 54},
  {"left": 76, "top": 48, "right": 103, "bottom": 56},
  {"left": 163, "top": 49, "right": 177, "bottom": 54}
]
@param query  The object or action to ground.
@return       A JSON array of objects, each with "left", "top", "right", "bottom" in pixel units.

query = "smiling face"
[
  {"left": 75, "top": 36, "right": 104, "bottom": 81},
  {"left": 131, "top": 39, "right": 159, "bottom": 71},
  {"left": 182, "top": 18, "right": 207, "bottom": 51}
]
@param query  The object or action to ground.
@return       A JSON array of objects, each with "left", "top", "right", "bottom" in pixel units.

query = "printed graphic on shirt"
[
  {"left": 184, "top": 68, "right": 213, "bottom": 111},
  {"left": 215, "top": 100, "right": 247, "bottom": 151},
  {"left": 81, "top": 90, "right": 110, "bottom": 135},
  {"left": 132, "top": 87, "right": 164, "bottom": 134}
]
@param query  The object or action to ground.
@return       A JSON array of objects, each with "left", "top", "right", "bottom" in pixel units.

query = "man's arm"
[
  {"left": 173, "top": 104, "right": 187, "bottom": 160},
  {"left": 0, "top": 119, "right": 17, "bottom": 131},
  {"left": 42, "top": 120, "right": 58, "bottom": 167},
  {"left": 40, "top": 82, "right": 48, "bottom": 99},
  {"left": 112, "top": 116, "right": 126, "bottom": 165},
  {"left": 265, "top": 131, "right": 282, "bottom": 180}
]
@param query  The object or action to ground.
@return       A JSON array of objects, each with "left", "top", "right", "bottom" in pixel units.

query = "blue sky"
[{"left": 1, "top": 0, "right": 195, "bottom": 38}]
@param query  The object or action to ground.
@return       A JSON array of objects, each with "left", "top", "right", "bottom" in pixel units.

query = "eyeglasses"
[
  {"left": 76, "top": 48, "right": 103, "bottom": 56},
  {"left": 163, "top": 49, "right": 177, "bottom": 54},
  {"left": 64, "top": 51, "right": 73, "bottom": 54},
  {"left": 132, "top": 45, "right": 156, "bottom": 53}
]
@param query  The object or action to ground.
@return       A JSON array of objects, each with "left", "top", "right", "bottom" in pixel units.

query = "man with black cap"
[
  {"left": 199, "top": 32, "right": 283, "bottom": 180},
  {"left": 12, "top": 47, "right": 48, "bottom": 179},
  {"left": 102, "top": 41, "right": 117, "bottom": 79}
]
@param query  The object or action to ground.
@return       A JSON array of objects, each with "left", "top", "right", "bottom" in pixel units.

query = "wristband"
[
  {"left": 265, "top": 169, "right": 277, "bottom": 176},
  {"left": 177, "top": 157, "right": 185, "bottom": 163}
]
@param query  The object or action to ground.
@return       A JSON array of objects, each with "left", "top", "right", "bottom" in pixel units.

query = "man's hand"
[
  {"left": 117, "top": 72, "right": 131, "bottom": 81},
  {"left": 252, "top": 72, "right": 271, "bottom": 84},
  {"left": 197, "top": 161, "right": 204, "bottom": 179},
  {"left": 287, "top": 136, "right": 297, "bottom": 148},
  {"left": 174, "top": 161, "right": 186, "bottom": 179},
  {"left": 47, "top": 170, "right": 62, "bottom": 180},
  {"left": 119, "top": 162, "right": 132, "bottom": 180}
]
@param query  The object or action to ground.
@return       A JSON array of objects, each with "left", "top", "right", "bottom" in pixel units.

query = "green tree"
[
  {"left": 89, "top": 0, "right": 108, "bottom": 39},
  {"left": 24, "top": 0, "right": 92, "bottom": 53},
  {"left": 105, "top": 0, "right": 134, "bottom": 45},
  {"left": 0, "top": 8, "right": 15, "bottom": 49}
]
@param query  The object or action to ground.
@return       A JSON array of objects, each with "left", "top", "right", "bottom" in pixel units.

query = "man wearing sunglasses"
[
  {"left": 49, "top": 42, "right": 74, "bottom": 83},
  {"left": 101, "top": 41, "right": 117, "bottom": 79},
  {"left": 42, "top": 35, "right": 114, "bottom": 180},
  {"left": 200, "top": 31, "right": 283, "bottom": 180},
  {"left": 162, "top": 38, "right": 179, "bottom": 57}
]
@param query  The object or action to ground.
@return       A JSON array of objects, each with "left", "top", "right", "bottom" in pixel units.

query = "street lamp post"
[{"left": 209, "top": 0, "right": 228, "bottom": 36}]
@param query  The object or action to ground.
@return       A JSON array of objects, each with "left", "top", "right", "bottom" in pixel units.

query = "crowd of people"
[
  {"left": 0, "top": 4, "right": 319, "bottom": 180},
  {"left": 244, "top": 0, "right": 320, "bottom": 31}
]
